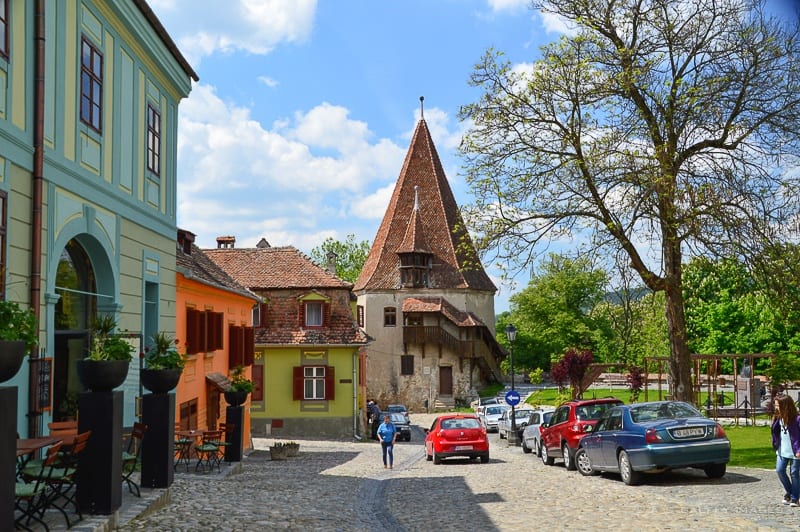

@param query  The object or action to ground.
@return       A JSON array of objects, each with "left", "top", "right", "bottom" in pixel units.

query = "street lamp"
[{"left": 505, "top": 323, "right": 519, "bottom": 445}]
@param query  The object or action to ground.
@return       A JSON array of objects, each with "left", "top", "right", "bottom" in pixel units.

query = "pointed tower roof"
[{"left": 354, "top": 118, "right": 495, "bottom": 292}]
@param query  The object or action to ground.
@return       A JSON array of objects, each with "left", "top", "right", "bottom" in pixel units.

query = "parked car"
[
  {"left": 387, "top": 404, "right": 410, "bottom": 424},
  {"left": 424, "top": 413, "right": 489, "bottom": 464},
  {"left": 382, "top": 411, "right": 412, "bottom": 442},
  {"left": 497, "top": 408, "right": 535, "bottom": 440},
  {"left": 540, "top": 397, "right": 623, "bottom": 470},
  {"left": 521, "top": 407, "right": 556, "bottom": 455},
  {"left": 478, "top": 404, "right": 510, "bottom": 433},
  {"left": 574, "top": 401, "right": 730, "bottom": 485}
]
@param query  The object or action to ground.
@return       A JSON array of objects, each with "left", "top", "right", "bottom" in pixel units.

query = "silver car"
[
  {"left": 479, "top": 404, "right": 510, "bottom": 432},
  {"left": 521, "top": 407, "right": 556, "bottom": 456},
  {"left": 498, "top": 408, "right": 536, "bottom": 439}
]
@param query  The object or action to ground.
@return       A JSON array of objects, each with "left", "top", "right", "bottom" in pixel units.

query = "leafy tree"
[
  {"left": 309, "top": 234, "right": 370, "bottom": 283},
  {"left": 503, "top": 254, "right": 612, "bottom": 370},
  {"left": 550, "top": 348, "right": 594, "bottom": 398},
  {"left": 460, "top": 0, "right": 800, "bottom": 401}
]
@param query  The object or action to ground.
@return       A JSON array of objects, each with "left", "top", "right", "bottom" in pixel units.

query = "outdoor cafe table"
[
  {"left": 16, "top": 436, "right": 62, "bottom": 478},
  {"left": 174, "top": 430, "right": 206, "bottom": 471}
]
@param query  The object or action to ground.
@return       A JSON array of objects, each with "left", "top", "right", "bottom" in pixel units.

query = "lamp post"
[{"left": 505, "top": 323, "right": 519, "bottom": 445}]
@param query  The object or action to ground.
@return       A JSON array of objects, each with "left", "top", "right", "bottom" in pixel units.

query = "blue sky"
[{"left": 149, "top": 0, "right": 798, "bottom": 314}]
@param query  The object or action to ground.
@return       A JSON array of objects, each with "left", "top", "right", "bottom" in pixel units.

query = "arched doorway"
[{"left": 52, "top": 239, "right": 102, "bottom": 420}]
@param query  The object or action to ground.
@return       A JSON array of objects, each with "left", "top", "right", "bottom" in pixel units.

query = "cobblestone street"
[
  {"left": 28, "top": 413, "right": 799, "bottom": 531},
  {"left": 114, "top": 413, "right": 797, "bottom": 531}
]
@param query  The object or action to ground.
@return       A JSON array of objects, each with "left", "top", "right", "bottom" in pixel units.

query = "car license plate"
[
  {"left": 454, "top": 445, "right": 473, "bottom": 451},
  {"left": 673, "top": 427, "right": 704, "bottom": 438}
]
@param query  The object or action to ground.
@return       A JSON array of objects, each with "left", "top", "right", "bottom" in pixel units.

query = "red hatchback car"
[
  {"left": 425, "top": 414, "right": 490, "bottom": 464},
  {"left": 540, "top": 397, "right": 623, "bottom": 470}
]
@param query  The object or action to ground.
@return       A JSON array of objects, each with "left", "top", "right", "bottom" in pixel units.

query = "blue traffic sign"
[{"left": 505, "top": 390, "right": 521, "bottom": 406}]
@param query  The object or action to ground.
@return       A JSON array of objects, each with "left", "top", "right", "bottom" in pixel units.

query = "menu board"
[{"left": 31, "top": 357, "right": 53, "bottom": 411}]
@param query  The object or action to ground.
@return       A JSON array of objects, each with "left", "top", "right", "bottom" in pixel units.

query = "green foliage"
[
  {"left": 0, "top": 300, "right": 38, "bottom": 350},
  {"left": 229, "top": 365, "right": 254, "bottom": 393},
  {"left": 501, "top": 254, "right": 613, "bottom": 371},
  {"left": 144, "top": 331, "right": 186, "bottom": 370},
  {"left": 309, "top": 234, "right": 370, "bottom": 283},
  {"left": 765, "top": 352, "right": 800, "bottom": 389},
  {"left": 528, "top": 367, "right": 543, "bottom": 385},
  {"left": 87, "top": 315, "right": 135, "bottom": 362}
]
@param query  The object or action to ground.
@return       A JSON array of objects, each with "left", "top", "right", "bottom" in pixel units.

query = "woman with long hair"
[{"left": 771, "top": 394, "right": 800, "bottom": 507}]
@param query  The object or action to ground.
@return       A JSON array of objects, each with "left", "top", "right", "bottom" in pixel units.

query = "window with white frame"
[{"left": 304, "top": 366, "right": 325, "bottom": 399}]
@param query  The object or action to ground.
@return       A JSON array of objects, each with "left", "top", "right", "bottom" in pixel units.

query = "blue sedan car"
[{"left": 575, "top": 401, "right": 730, "bottom": 485}]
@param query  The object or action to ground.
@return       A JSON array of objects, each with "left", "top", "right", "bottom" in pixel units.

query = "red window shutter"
[
  {"left": 186, "top": 308, "right": 199, "bottom": 354},
  {"left": 228, "top": 325, "right": 243, "bottom": 368},
  {"left": 323, "top": 302, "right": 331, "bottom": 327},
  {"left": 325, "top": 365, "right": 335, "bottom": 400},
  {"left": 251, "top": 365, "right": 263, "bottom": 401},
  {"left": 198, "top": 310, "right": 207, "bottom": 352},
  {"left": 292, "top": 366, "right": 303, "bottom": 400},
  {"left": 259, "top": 303, "right": 268, "bottom": 327},
  {"left": 243, "top": 327, "right": 254, "bottom": 366},
  {"left": 298, "top": 302, "right": 305, "bottom": 327}
]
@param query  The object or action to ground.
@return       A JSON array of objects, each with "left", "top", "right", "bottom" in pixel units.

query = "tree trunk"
[{"left": 663, "top": 242, "right": 692, "bottom": 402}]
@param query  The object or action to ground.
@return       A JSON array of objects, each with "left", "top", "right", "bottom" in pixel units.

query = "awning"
[{"left": 205, "top": 372, "right": 230, "bottom": 391}]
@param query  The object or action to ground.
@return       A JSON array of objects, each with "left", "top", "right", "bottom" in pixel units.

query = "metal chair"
[
  {"left": 195, "top": 430, "right": 223, "bottom": 473},
  {"left": 174, "top": 424, "right": 193, "bottom": 472},
  {"left": 15, "top": 441, "right": 63, "bottom": 532},
  {"left": 215, "top": 423, "right": 235, "bottom": 462},
  {"left": 122, "top": 422, "right": 147, "bottom": 496}
]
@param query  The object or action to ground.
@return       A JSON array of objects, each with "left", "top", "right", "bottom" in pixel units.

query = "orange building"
[{"left": 174, "top": 229, "right": 259, "bottom": 441}]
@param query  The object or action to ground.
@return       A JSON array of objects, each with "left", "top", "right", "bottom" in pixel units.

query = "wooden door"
[{"left": 439, "top": 366, "right": 453, "bottom": 395}]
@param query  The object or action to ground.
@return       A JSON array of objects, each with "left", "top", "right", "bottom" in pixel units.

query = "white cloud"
[
  {"left": 147, "top": 0, "right": 317, "bottom": 65},
  {"left": 538, "top": 11, "right": 579, "bottom": 35},
  {"left": 257, "top": 76, "right": 279, "bottom": 88},
  {"left": 487, "top": 0, "right": 530, "bottom": 12}
]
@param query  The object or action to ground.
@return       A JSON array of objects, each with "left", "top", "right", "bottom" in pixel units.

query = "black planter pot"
[
  {"left": 76, "top": 359, "right": 130, "bottom": 392},
  {"left": 0, "top": 340, "right": 26, "bottom": 383},
  {"left": 224, "top": 390, "right": 249, "bottom": 406},
  {"left": 141, "top": 368, "right": 183, "bottom": 394}
]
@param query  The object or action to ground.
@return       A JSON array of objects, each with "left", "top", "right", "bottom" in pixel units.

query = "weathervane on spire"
[{"left": 420, "top": 96, "right": 424, "bottom": 119}]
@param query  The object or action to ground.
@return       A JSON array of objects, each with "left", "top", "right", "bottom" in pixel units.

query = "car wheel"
[
  {"left": 618, "top": 450, "right": 641, "bottom": 485},
  {"left": 433, "top": 451, "right": 442, "bottom": 465},
  {"left": 480, "top": 454, "right": 489, "bottom": 463},
  {"left": 426, "top": 447, "right": 432, "bottom": 461},
  {"left": 704, "top": 463, "right": 726, "bottom": 479},
  {"left": 541, "top": 444, "right": 554, "bottom": 465},
  {"left": 562, "top": 443, "right": 576, "bottom": 471},
  {"left": 575, "top": 448, "right": 598, "bottom": 476},
  {"left": 522, "top": 439, "right": 532, "bottom": 454},
  {"left": 534, "top": 440, "right": 541, "bottom": 457}
]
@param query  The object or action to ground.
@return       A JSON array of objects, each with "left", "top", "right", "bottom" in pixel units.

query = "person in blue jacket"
[
  {"left": 377, "top": 414, "right": 398, "bottom": 469},
  {"left": 771, "top": 394, "right": 800, "bottom": 507}
]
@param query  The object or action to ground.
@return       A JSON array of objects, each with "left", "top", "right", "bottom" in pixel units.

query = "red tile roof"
[
  {"left": 353, "top": 119, "right": 495, "bottom": 292},
  {"left": 203, "top": 246, "right": 352, "bottom": 290},
  {"left": 401, "top": 296, "right": 485, "bottom": 327},
  {"left": 176, "top": 241, "right": 258, "bottom": 302}
]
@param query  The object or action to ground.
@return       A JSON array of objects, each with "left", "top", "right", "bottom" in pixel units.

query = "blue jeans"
[
  {"left": 776, "top": 454, "right": 800, "bottom": 500},
  {"left": 381, "top": 441, "right": 394, "bottom": 466}
]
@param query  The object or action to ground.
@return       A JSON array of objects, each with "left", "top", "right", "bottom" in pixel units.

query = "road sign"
[{"left": 505, "top": 390, "right": 520, "bottom": 406}]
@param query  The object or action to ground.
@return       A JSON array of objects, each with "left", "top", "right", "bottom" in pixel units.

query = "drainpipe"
[
  {"left": 353, "top": 349, "right": 360, "bottom": 439},
  {"left": 28, "top": 0, "right": 46, "bottom": 437}
]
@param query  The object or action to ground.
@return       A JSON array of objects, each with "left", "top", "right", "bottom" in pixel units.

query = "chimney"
[
  {"left": 217, "top": 236, "right": 235, "bottom": 249},
  {"left": 326, "top": 251, "right": 338, "bottom": 274},
  {"left": 177, "top": 229, "right": 195, "bottom": 254}
]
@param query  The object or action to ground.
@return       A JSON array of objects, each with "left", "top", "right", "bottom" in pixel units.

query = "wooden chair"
[
  {"left": 215, "top": 423, "right": 235, "bottom": 462},
  {"left": 15, "top": 441, "right": 63, "bottom": 532},
  {"left": 47, "top": 420, "right": 78, "bottom": 437},
  {"left": 122, "top": 422, "right": 147, "bottom": 496},
  {"left": 22, "top": 430, "right": 91, "bottom": 528},
  {"left": 195, "top": 430, "right": 223, "bottom": 473}
]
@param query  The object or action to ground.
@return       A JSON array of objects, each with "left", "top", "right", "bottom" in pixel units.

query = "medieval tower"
[{"left": 354, "top": 106, "right": 504, "bottom": 411}]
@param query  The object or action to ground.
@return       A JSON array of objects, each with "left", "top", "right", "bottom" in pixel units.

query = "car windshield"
[
  {"left": 388, "top": 413, "right": 406, "bottom": 424},
  {"left": 542, "top": 412, "right": 553, "bottom": 424},
  {"left": 515, "top": 410, "right": 531, "bottom": 420},
  {"left": 576, "top": 402, "right": 621, "bottom": 420},
  {"left": 441, "top": 418, "right": 481, "bottom": 429},
  {"left": 629, "top": 402, "right": 702, "bottom": 423},
  {"left": 388, "top": 405, "right": 406, "bottom": 413},
  {"left": 486, "top": 406, "right": 505, "bottom": 415}
]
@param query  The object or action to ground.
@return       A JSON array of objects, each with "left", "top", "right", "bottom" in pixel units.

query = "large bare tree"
[{"left": 459, "top": 0, "right": 800, "bottom": 401}]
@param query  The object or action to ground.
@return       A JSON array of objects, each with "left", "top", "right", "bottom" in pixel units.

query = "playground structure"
[{"left": 642, "top": 353, "right": 774, "bottom": 426}]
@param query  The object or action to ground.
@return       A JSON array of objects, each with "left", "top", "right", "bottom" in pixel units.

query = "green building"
[{"left": 0, "top": 0, "right": 196, "bottom": 436}]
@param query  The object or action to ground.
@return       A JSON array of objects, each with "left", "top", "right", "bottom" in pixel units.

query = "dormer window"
[
  {"left": 298, "top": 293, "right": 330, "bottom": 328},
  {"left": 305, "top": 301, "right": 323, "bottom": 327},
  {"left": 399, "top": 252, "right": 432, "bottom": 288}
]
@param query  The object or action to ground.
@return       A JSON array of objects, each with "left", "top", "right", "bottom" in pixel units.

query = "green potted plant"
[
  {"left": 76, "top": 315, "right": 135, "bottom": 392},
  {"left": 141, "top": 331, "right": 186, "bottom": 393},
  {"left": 0, "top": 299, "right": 38, "bottom": 383},
  {"left": 224, "top": 365, "right": 253, "bottom": 406}
]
